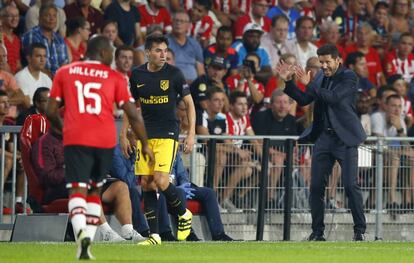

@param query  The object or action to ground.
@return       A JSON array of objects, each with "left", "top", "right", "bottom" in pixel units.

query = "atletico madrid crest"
[{"left": 160, "top": 80, "right": 169, "bottom": 91}]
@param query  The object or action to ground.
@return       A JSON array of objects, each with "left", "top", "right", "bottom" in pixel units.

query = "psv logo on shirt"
[{"left": 160, "top": 80, "right": 169, "bottom": 91}]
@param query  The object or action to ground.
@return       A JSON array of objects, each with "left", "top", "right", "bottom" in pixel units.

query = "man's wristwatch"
[{"left": 397, "top": 128, "right": 404, "bottom": 134}]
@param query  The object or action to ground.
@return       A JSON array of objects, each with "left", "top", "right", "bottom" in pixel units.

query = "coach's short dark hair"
[
  {"left": 27, "top": 42, "right": 47, "bottom": 56},
  {"left": 229, "top": 91, "right": 247, "bottom": 105},
  {"left": 115, "top": 45, "right": 134, "bottom": 59},
  {"left": 317, "top": 44, "right": 340, "bottom": 58},
  {"left": 145, "top": 33, "right": 169, "bottom": 50},
  {"left": 33, "top": 87, "right": 50, "bottom": 105},
  {"left": 345, "top": 51, "right": 365, "bottom": 67}
]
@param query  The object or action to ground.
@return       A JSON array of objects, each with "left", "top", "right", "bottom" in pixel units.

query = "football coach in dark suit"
[{"left": 276, "top": 44, "right": 367, "bottom": 241}]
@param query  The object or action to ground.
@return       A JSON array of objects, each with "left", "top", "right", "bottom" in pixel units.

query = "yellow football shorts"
[{"left": 135, "top": 138, "right": 178, "bottom": 176}]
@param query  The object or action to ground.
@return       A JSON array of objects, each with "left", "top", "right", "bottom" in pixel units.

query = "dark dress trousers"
[{"left": 284, "top": 66, "right": 367, "bottom": 235}]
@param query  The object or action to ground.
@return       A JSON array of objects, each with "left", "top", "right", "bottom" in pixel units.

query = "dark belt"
[{"left": 324, "top": 128, "right": 336, "bottom": 135}]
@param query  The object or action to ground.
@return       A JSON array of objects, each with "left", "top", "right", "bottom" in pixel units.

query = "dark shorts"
[{"left": 64, "top": 145, "right": 114, "bottom": 188}]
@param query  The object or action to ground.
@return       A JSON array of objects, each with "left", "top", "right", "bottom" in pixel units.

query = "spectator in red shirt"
[
  {"left": 221, "top": 91, "right": 261, "bottom": 212},
  {"left": 0, "top": 90, "right": 18, "bottom": 198},
  {"left": 369, "top": 2, "right": 390, "bottom": 55},
  {"left": 315, "top": 21, "right": 345, "bottom": 59},
  {"left": 345, "top": 51, "right": 376, "bottom": 99},
  {"left": 138, "top": 0, "right": 172, "bottom": 35},
  {"left": 344, "top": 22, "right": 386, "bottom": 87},
  {"left": 1, "top": 5, "right": 21, "bottom": 74},
  {"left": 384, "top": 33, "right": 414, "bottom": 83},
  {"left": 332, "top": 0, "right": 372, "bottom": 45},
  {"left": 226, "top": 52, "right": 265, "bottom": 114},
  {"left": 190, "top": 0, "right": 215, "bottom": 49},
  {"left": 233, "top": 0, "right": 271, "bottom": 40},
  {"left": 65, "top": 17, "right": 90, "bottom": 62},
  {"left": 210, "top": 0, "right": 234, "bottom": 26},
  {"left": 204, "top": 26, "right": 239, "bottom": 75}
]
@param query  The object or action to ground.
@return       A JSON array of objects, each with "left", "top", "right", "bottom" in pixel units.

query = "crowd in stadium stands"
[{"left": 1, "top": 0, "right": 414, "bottom": 239}]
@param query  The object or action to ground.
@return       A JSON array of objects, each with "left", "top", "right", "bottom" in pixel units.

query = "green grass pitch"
[{"left": 1, "top": 242, "right": 414, "bottom": 263}]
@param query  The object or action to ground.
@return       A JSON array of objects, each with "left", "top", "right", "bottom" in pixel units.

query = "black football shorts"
[{"left": 64, "top": 145, "right": 114, "bottom": 188}]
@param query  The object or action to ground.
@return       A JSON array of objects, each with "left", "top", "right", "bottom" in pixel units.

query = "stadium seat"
[
  {"left": 20, "top": 114, "right": 112, "bottom": 214},
  {"left": 187, "top": 200, "right": 203, "bottom": 215},
  {"left": 19, "top": 114, "right": 67, "bottom": 213}
]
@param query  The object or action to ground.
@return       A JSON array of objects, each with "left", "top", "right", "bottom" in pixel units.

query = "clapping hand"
[
  {"left": 275, "top": 60, "right": 295, "bottom": 81},
  {"left": 389, "top": 114, "right": 402, "bottom": 130},
  {"left": 177, "top": 183, "right": 196, "bottom": 199},
  {"left": 295, "top": 64, "right": 311, "bottom": 86}
]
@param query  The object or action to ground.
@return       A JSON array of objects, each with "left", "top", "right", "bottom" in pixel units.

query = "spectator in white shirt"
[
  {"left": 289, "top": 16, "right": 317, "bottom": 68},
  {"left": 260, "top": 14, "right": 293, "bottom": 71},
  {"left": 371, "top": 94, "right": 414, "bottom": 212},
  {"left": 15, "top": 43, "right": 52, "bottom": 104}
]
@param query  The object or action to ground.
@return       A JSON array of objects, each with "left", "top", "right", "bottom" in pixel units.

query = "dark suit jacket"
[{"left": 284, "top": 66, "right": 367, "bottom": 147}]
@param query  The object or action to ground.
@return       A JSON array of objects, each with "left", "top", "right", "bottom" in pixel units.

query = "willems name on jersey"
[{"left": 69, "top": 66, "right": 109, "bottom": 79}]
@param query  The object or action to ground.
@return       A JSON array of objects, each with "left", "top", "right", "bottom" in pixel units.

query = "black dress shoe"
[
  {"left": 308, "top": 232, "right": 326, "bottom": 241},
  {"left": 353, "top": 232, "right": 365, "bottom": 241}
]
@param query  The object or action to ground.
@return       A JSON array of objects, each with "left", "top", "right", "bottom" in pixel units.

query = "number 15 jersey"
[{"left": 50, "top": 61, "right": 134, "bottom": 148}]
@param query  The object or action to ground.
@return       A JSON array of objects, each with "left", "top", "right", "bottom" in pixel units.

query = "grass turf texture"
[{"left": 1, "top": 242, "right": 414, "bottom": 262}]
